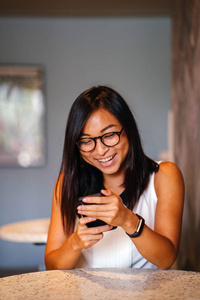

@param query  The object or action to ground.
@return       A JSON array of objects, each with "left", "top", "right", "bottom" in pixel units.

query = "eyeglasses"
[{"left": 76, "top": 128, "right": 124, "bottom": 152}]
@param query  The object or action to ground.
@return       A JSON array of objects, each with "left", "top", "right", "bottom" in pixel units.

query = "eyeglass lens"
[{"left": 77, "top": 131, "right": 122, "bottom": 152}]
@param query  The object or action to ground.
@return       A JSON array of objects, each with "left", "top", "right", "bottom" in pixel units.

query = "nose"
[{"left": 95, "top": 138, "right": 109, "bottom": 155}]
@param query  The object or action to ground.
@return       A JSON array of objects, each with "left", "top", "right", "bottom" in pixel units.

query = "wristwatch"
[{"left": 126, "top": 214, "right": 145, "bottom": 238}]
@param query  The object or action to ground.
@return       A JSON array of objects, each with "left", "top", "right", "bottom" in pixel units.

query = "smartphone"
[
  {"left": 77, "top": 193, "right": 108, "bottom": 227},
  {"left": 77, "top": 193, "right": 117, "bottom": 230}
]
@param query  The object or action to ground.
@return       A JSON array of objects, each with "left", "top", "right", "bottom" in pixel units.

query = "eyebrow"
[{"left": 81, "top": 124, "right": 117, "bottom": 137}]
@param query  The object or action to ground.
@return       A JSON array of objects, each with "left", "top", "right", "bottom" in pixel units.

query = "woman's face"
[{"left": 79, "top": 108, "right": 129, "bottom": 179}]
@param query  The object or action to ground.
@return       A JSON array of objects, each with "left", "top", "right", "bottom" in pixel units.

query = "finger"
[
  {"left": 83, "top": 224, "right": 113, "bottom": 235},
  {"left": 78, "top": 197, "right": 111, "bottom": 207},
  {"left": 77, "top": 203, "right": 108, "bottom": 212},
  {"left": 79, "top": 209, "right": 120, "bottom": 227},
  {"left": 82, "top": 195, "right": 103, "bottom": 204},
  {"left": 90, "top": 224, "right": 113, "bottom": 233},
  {"left": 82, "top": 233, "right": 104, "bottom": 240},
  {"left": 99, "top": 224, "right": 113, "bottom": 232},
  {"left": 79, "top": 217, "right": 96, "bottom": 226},
  {"left": 81, "top": 195, "right": 110, "bottom": 205},
  {"left": 79, "top": 217, "right": 113, "bottom": 233},
  {"left": 77, "top": 206, "right": 113, "bottom": 218}
]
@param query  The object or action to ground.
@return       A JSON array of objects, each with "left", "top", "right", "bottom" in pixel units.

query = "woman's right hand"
[
  {"left": 73, "top": 216, "right": 113, "bottom": 250},
  {"left": 45, "top": 175, "right": 112, "bottom": 270}
]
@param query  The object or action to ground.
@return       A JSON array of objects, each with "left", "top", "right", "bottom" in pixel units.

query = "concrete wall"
[
  {"left": 0, "top": 16, "right": 171, "bottom": 270},
  {"left": 172, "top": 0, "right": 200, "bottom": 271}
]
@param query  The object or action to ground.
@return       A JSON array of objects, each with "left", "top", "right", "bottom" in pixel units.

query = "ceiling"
[{"left": 0, "top": 0, "right": 172, "bottom": 17}]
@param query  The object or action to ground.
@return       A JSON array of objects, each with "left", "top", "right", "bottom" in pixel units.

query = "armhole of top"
[{"left": 153, "top": 160, "right": 162, "bottom": 199}]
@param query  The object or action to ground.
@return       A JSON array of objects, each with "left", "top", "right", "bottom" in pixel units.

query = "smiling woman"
[
  {"left": 45, "top": 86, "right": 184, "bottom": 271},
  {"left": 78, "top": 109, "right": 129, "bottom": 179}
]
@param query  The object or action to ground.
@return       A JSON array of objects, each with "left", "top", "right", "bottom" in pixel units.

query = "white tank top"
[{"left": 76, "top": 171, "right": 158, "bottom": 269}]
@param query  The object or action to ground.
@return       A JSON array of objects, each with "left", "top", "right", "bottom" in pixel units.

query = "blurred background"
[{"left": 0, "top": 0, "right": 199, "bottom": 275}]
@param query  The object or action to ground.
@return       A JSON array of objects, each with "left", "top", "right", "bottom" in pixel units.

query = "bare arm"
[
  {"left": 45, "top": 177, "right": 112, "bottom": 270},
  {"left": 78, "top": 162, "right": 184, "bottom": 269},
  {"left": 132, "top": 162, "right": 184, "bottom": 269}
]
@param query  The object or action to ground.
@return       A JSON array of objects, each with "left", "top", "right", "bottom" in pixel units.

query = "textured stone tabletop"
[
  {"left": 0, "top": 268, "right": 200, "bottom": 300},
  {"left": 0, "top": 219, "right": 50, "bottom": 244}
]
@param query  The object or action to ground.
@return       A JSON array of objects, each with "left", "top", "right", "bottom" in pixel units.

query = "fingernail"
[{"left": 82, "top": 198, "right": 88, "bottom": 202}]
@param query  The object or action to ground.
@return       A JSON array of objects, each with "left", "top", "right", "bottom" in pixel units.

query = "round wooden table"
[{"left": 0, "top": 268, "right": 199, "bottom": 299}]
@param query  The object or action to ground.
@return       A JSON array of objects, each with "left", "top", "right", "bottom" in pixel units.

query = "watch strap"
[{"left": 126, "top": 214, "right": 145, "bottom": 238}]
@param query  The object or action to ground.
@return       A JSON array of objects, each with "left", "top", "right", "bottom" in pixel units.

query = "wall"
[
  {"left": 172, "top": 0, "right": 200, "bottom": 271},
  {"left": 0, "top": 17, "right": 171, "bottom": 269}
]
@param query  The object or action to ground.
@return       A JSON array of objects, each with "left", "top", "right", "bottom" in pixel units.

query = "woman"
[{"left": 45, "top": 86, "right": 184, "bottom": 270}]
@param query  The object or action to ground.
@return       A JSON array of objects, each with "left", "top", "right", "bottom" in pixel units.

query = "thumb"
[{"left": 100, "top": 189, "right": 113, "bottom": 196}]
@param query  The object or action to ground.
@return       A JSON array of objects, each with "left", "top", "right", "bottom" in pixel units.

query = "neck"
[{"left": 103, "top": 173, "right": 125, "bottom": 195}]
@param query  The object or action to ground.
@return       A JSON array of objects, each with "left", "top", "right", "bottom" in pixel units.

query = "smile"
[{"left": 97, "top": 154, "right": 116, "bottom": 163}]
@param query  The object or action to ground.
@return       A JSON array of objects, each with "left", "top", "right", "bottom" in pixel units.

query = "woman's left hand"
[{"left": 77, "top": 189, "right": 131, "bottom": 228}]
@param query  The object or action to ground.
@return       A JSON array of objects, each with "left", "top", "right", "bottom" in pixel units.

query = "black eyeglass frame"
[{"left": 76, "top": 127, "right": 124, "bottom": 152}]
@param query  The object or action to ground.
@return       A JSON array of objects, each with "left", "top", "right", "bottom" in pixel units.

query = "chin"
[{"left": 99, "top": 166, "right": 120, "bottom": 176}]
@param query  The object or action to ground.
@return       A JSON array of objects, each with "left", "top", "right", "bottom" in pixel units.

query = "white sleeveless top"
[{"left": 76, "top": 171, "right": 158, "bottom": 269}]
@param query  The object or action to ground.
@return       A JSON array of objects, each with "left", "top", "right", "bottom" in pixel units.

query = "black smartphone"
[{"left": 77, "top": 193, "right": 108, "bottom": 227}]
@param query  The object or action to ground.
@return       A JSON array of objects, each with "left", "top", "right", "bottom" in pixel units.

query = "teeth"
[{"left": 98, "top": 155, "right": 115, "bottom": 163}]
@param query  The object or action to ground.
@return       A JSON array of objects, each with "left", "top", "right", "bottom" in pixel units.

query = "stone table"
[{"left": 0, "top": 268, "right": 199, "bottom": 299}]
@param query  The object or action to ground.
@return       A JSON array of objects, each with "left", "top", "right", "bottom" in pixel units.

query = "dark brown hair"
[{"left": 57, "top": 86, "right": 158, "bottom": 233}]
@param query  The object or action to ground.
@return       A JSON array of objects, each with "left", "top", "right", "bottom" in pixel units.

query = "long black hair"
[{"left": 57, "top": 86, "right": 159, "bottom": 233}]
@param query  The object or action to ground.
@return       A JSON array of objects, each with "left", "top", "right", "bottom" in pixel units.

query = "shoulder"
[
  {"left": 53, "top": 172, "right": 64, "bottom": 205},
  {"left": 156, "top": 161, "right": 183, "bottom": 178},
  {"left": 154, "top": 161, "right": 184, "bottom": 196}
]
